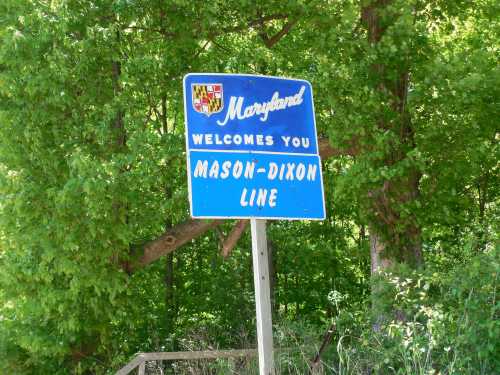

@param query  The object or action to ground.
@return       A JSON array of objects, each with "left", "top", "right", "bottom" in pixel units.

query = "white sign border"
[{"left": 183, "top": 73, "right": 326, "bottom": 221}]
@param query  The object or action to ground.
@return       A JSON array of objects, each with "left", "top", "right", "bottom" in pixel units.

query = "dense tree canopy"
[{"left": 0, "top": 0, "right": 498, "bottom": 373}]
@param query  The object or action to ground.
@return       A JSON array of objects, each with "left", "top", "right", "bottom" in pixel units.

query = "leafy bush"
[{"left": 329, "top": 248, "right": 500, "bottom": 374}]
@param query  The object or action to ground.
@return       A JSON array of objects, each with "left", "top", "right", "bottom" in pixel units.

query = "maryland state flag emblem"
[{"left": 192, "top": 84, "right": 223, "bottom": 116}]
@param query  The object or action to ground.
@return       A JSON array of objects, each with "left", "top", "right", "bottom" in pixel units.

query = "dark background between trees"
[{"left": 0, "top": 1, "right": 498, "bottom": 374}]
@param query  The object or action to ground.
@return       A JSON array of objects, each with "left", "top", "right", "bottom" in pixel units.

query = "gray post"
[
  {"left": 250, "top": 219, "right": 275, "bottom": 375},
  {"left": 137, "top": 361, "right": 145, "bottom": 375}
]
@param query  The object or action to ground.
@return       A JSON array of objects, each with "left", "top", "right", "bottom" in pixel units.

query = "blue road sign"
[{"left": 183, "top": 73, "right": 325, "bottom": 220}]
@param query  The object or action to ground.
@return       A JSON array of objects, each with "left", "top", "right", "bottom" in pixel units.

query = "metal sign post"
[
  {"left": 250, "top": 219, "right": 274, "bottom": 375},
  {"left": 183, "top": 73, "right": 325, "bottom": 375}
]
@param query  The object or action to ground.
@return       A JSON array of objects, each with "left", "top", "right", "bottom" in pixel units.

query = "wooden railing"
[{"left": 115, "top": 349, "right": 258, "bottom": 375}]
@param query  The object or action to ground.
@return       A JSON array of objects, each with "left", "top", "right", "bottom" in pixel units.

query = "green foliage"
[
  {"left": 0, "top": 0, "right": 497, "bottom": 373},
  {"left": 330, "top": 249, "right": 500, "bottom": 374}
]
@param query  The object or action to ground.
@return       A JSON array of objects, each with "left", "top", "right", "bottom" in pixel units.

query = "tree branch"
[
  {"left": 221, "top": 220, "right": 249, "bottom": 258},
  {"left": 132, "top": 219, "right": 223, "bottom": 271},
  {"left": 318, "top": 137, "right": 358, "bottom": 158},
  {"left": 129, "top": 14, "right": 290, "bottom": 41},
  {"left": 259, "top": 19, "right": 297, "bottom": 48},
  {"left": 219, "top": 14, "right": 289, "bottom": 34},
  {"left": 308, "top": 323, "right": 336, "bottom": 374}
]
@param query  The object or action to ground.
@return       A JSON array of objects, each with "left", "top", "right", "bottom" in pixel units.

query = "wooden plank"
[
  {"left": 115, "top": 350, "right": 257, "bottom": 374},
  {"left": 251, "top": 219, "right": 275, "bottom": 375},
  {"left": 115, "top": 354, "right": 145, "bottom": 375},
  {"left": 137, "top": 361, "right": 145, "bottom": 375},
  {"left": 139, "top": 349, "right": 257, "bottom": 361}
]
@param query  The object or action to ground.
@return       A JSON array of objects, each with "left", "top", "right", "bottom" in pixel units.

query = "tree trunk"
[
  {"left": 165, "top": 252, "right": 175, "bottom": 332},
  {"left": 475, "top": 171, "right": 489, "bottom": 252},
  {"left": 362, "top": 1, "right": 423, "bottom": 272},
  {"left": 370, "top": 230, "right": 393, "bottom": 274}
]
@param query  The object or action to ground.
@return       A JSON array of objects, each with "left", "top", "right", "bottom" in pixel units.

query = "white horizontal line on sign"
[
  {"left": 191, "top": 214, "right": 325, "bottom": 221},
  {"left": 188, "top": 148, "right": 320, "bottom": 157},
  {"left": 184, "top": 72, "right": 313, "bottom": 86}
]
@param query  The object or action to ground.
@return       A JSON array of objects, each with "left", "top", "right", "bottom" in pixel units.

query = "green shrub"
[{"left": 330, "top": 248, "right": 499, "bottom": 374}]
